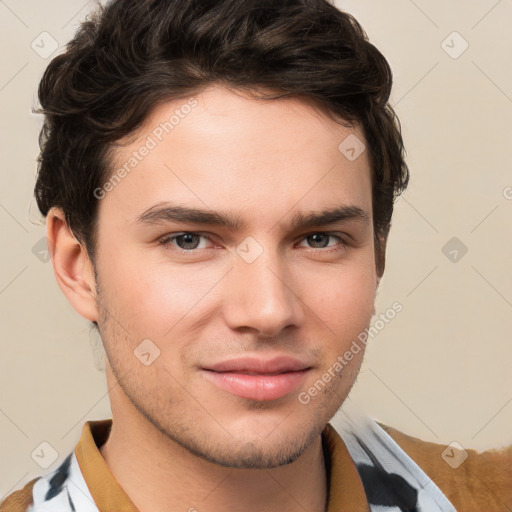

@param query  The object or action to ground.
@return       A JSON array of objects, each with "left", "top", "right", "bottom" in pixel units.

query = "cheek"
[
  {"left": 99, "top": 250, "right": 223, "bottom": 335},
  {"left": 312, "top": 265, "right": 376, "bottom": 341},
  {"left": 98, "top": 231, "right": 376, "bottom": 340}
]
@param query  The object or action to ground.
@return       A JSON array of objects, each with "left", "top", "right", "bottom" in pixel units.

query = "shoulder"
[
  {"left": 0, "top": 477, "right": 39, "bottom": 512},
  {"left": 0, "top": 452, "right": 81, "bottom": 512},
  {"left": 378, "top": 422, "right": 512, "bottom": 512}
]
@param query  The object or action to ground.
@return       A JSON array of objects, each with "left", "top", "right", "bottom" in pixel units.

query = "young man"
[{"left": 1, "top": 1, "right": 510, "bottom": 511}]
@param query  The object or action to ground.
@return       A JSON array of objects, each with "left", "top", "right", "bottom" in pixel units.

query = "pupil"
[
  {"left": 309, "top": 234, "right": 328, "bottom": 248},
  {"left": 179, "top": 233, "right": 199, "bottom": 249}
]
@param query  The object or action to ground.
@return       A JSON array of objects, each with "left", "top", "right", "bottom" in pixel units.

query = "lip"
[
  {"left": 203, "top": 355, "right": 311, "bottom": 374},
  {"left": 201, "top": 356, "right": 312, "bottom": 401}
]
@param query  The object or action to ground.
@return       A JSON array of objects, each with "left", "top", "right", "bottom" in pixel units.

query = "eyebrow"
[{"left": 136, "top": 202, "right": 369, "bottom": 231}]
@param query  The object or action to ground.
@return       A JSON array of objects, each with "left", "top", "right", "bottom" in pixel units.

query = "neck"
[{"left": 99, "top": 407, "right": 328, "bottom": 512}]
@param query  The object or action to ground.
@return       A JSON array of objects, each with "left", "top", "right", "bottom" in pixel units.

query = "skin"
[{"left": 47, "top": 84, "right": 384, "bottom": 512}]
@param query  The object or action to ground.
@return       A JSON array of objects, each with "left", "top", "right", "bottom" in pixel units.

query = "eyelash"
[{"left": 158, "top": 231, "right": 348, "bottom": 254}]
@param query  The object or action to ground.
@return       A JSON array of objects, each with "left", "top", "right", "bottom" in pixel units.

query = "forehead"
[{"left": 102, "top": 84, "right": 372, "bottom": 227}]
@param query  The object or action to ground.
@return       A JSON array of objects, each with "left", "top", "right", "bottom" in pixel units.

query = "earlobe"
[{"left": 46, "top": 207, "right": 99, "bottom": 323}]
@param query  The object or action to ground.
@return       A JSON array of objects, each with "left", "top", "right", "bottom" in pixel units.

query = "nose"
[{"left": 222, "top": 247, "right": 305, "bottom": 337}]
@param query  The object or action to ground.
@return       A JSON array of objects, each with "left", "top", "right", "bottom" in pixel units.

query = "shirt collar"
[{"left": 75, "top": 419, "right": 369, "bottom": 512}]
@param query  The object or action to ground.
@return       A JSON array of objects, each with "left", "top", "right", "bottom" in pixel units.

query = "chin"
[{"left": 195, "top": 436, "right": 312, "bottom": 469}]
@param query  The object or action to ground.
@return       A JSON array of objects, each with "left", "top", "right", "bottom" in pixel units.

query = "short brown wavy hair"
[{"left": 34, "top": 0, "right": 409, "bottom": 277}]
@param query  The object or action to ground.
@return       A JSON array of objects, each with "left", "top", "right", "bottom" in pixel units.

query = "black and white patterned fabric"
[
  {"left": 26, "top": 413, "right": 457, "bottom": 512},
  {"left": 332, "top": 408, "right": 458, "bottom": 512},
  {"left": 27, "top": 452, "right": 98, "bottom": 512}
]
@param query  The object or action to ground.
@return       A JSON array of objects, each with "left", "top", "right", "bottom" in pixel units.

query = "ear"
[{"left": 46, "top": 207, "right": 98, "bottom": 323}]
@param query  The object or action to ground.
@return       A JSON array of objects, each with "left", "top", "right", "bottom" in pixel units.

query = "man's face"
[{"left": 93, "top": 85, "right": 377, "bottom": 468}]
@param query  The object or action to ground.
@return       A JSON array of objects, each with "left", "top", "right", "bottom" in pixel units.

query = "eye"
[
  {"left": 297, "top": 232, "right": 347, "bottom": 251},
  {"left": 159, "top": 232, "right": 214, "bottom": 251},
  {"left": 158, "top": 231, "right": 348, "bottom": 254}
]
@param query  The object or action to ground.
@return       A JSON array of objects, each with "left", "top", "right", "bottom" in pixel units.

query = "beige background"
[{"left": 1, "top": 0, "right": 511, "bottom": 496}]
